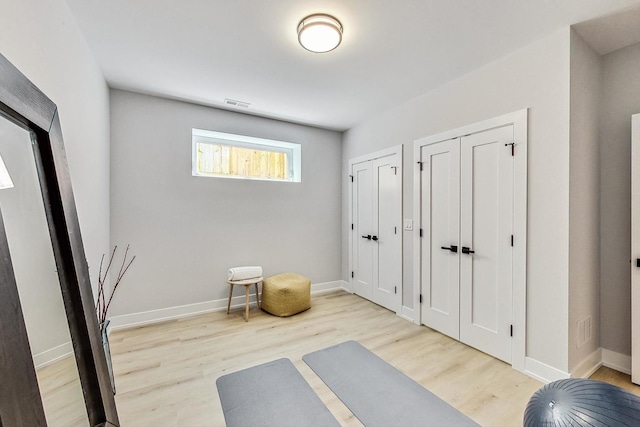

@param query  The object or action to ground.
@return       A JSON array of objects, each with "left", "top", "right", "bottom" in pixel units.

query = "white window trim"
[{"left": 191, "top": 129, "right": 302, "bottom": 182}]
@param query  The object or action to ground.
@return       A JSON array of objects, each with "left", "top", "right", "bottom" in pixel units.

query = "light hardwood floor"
[
  {"left": 589, "top": 366, "right": 640, "bottom": 395},
  {"left": 37, "top": 354, "right": 89, "bottom": 426},
  {"left": 37, "top": 290, "right": 640, "bottom": 426}
]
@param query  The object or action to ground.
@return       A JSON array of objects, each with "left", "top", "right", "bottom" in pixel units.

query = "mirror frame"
[{"left": 0, "top": 53, "right": 118, "bottom": 426}]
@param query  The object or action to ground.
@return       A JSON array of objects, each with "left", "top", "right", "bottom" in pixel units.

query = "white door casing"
[
  {"left": 631, "top": 113, "right": 640, "bottom": 384},
  {"left": 413, "top": 109, "right": 528, "bottom": 373},
  {"left": 420, "top": 139, "right": 461, "bottom": 339},
  {"left": 349, "top": 145, "right": 402, "bottom": 314},
  {"left": 459, "top": 126, "right": 514, "bottom": 364}
]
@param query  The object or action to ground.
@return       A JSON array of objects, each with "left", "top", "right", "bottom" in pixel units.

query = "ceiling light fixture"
[{"left": 297, "top": 14, "right": 343, "bottom": 53}]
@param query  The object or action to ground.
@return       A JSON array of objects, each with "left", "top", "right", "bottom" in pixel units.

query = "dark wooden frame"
[{"left": 0, "top": 53, "right": 118, "bottom": 426}]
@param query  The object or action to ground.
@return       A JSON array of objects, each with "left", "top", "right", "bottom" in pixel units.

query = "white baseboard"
[
  {"left": 525, "top": 348, "right": 633, "bottom": 383},
  {"left": 110, "top": 280, "right": 345, "bottom": 331},
  {"left": 524, "top": 357, "right": 570, "bottom": 383},
  {"left": 571, "top": 348, "right": 602, "bottom": 378},
  {"left": 602, "top": 348, "right": 632, "bottom": 375},
  {"left": 313, "top": 280, "right": 349, "bottom": 294},
  {"left": 109, "top": 297, "right": 230, "bottom": 330},
  {"left": 34, "top": 341, "right": 73, "bottom": 369}
]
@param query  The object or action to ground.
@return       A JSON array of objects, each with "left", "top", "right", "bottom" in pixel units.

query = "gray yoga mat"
[
  {"left": 216, "top": 358, "right": 340, "bottom": 427},
  {"left": 303, "top": 341, "right": 479, "bottom": 427}
]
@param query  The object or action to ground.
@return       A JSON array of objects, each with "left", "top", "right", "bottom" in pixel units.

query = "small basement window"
[{"left": 192, "top": 129, "right": 301, "bottom": 182}]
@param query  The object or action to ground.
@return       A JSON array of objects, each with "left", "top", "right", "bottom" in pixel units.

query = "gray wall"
[
  {"left": 569, "top": 29, "right": 602, "bottom": 372},
  {"left": 600, "top": 41, "right": 640, "bottom": 356},
  {"left": 109, "top": 90, "right": 342, "bottom": 316},
  {"left": 343, "top": 29, "right": 572, "bottom": 372},
  {"left": 0, "top": 0, "right": 110, "bottom": 358}
]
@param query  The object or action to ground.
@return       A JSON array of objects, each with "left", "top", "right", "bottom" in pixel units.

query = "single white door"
[
  {"left": 631, "top": 113, "right": 640, "bottom": 384},
  {"left": 353, "top": 161, "right": 373, "bottom": 300},
  {"left": 459, "top": 125, "right": 514, "bottom": 364},
  {"left": 420, "top": 139, "right": 461, "bottom": 339},
  {"left": 371, "top": 157, "right": 402, "bottom": 311}
]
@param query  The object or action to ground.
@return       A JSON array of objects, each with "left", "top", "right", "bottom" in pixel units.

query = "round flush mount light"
[{"left": 297, "top": 14, "right": 343, "bottom": 53}]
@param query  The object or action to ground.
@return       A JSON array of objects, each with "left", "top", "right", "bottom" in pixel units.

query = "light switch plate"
[{"left": 403, "top": 219, "right": 413, "bottom": 231}]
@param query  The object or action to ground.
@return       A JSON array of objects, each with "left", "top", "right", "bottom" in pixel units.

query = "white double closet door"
[
  {"left": 420, "top": 125, "right": 514, "bottom": 364},
  {"left": 351, "top": 151, "right": 402, "bottom": 313}
]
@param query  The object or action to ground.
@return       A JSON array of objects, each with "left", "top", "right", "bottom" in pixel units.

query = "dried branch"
[
  {"left": 102, "top": 255, "right": 136, "bottom": 322},
  {"left": 95, "top": 252, "right": 107, "bottom": 317},
  {"left": 95, "top": 245, "right": 135, "bottom": 328}
]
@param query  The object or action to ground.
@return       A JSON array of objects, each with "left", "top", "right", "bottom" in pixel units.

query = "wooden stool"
[{"left": 226, "top": 277, "right": 262, "bottom": 322}]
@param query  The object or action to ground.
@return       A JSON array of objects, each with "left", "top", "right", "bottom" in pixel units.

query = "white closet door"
[
  {"left": 420, "top": 139, "right": 460, "bottom": 339},
  {"left": 353, "top": 161, "right": 373, "bottom": 300},
  {"left": 459, "top": 125, "right": 514, "bottom": 364},
  {"left": 371, "top": 157, "right": 402, "bottom": 311}
]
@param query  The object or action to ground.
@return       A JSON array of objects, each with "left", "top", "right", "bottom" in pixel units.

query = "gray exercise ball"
[{"left": 524, "top": 378, "right": 640, "bottom": 427}]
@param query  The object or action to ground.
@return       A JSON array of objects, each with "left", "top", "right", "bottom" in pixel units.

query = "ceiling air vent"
[{"left": 224, "top": 98, "right": 250, "bottom": 108}]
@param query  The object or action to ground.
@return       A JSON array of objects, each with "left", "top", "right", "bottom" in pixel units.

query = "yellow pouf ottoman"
[{"left": 261, "top": 272, "right": 311, "bottom": 317}]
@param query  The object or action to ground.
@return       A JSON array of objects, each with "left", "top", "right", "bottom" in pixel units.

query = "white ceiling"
[{"left": 65, "top": 0, "right": 640, "bottom": 131}]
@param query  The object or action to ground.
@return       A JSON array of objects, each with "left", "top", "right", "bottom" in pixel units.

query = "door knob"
[
  {"left": 361, "top": 235, "right": 372, "bottom": 240},
  {"left": 461, "top": 246, "right": 475, "bottom": 254},
  {"left": 440, "top": 245, "right": 458, "bottom": 253},
  {"left": 372, "top": 235, "right": 378, "bottom": 241}
]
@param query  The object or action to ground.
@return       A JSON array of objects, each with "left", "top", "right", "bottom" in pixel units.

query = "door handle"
[
  {"left": 441, "top": 245, "right": 458, "bottom": 253},
  {"left": 361, "top": 235, "right": 372, "bottom": 240},
  {"left": 461, "top": 246, "right": 475, "bottom": 254},
  {"left": 372, "top": 236, "right": 378, "bottom": 241}
]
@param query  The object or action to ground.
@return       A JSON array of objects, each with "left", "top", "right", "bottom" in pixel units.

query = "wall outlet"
[{"left": 403, "top": 219, "right": 413, "bottom": 231}]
